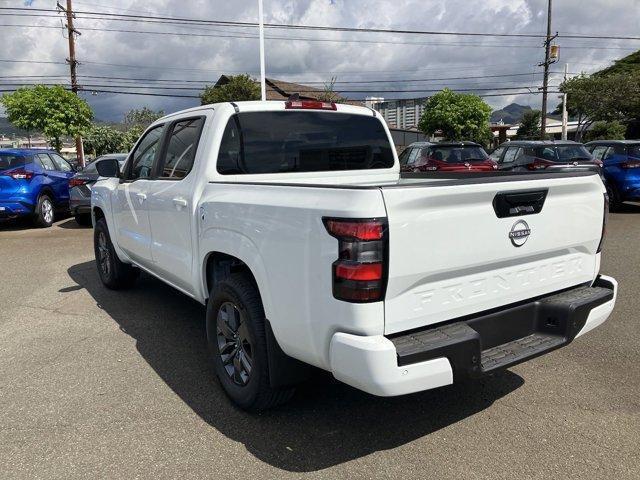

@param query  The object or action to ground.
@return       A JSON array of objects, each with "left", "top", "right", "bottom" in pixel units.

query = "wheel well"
[
  {"left": 93, "top": 207, "right": 105, "bottom": 222},
  {"left": 38, "top": 186, "right": 54, "bottom": 200},
  {"left": 205, "top": 252, "right": 257, "bottom": 298}
]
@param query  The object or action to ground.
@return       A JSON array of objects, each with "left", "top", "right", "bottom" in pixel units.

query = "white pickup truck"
[{"left": 91, "top": 100, "right": 618, "bottom": 410}]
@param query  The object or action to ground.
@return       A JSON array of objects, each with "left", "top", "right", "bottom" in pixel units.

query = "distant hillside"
[
  {"left": 490, "top": 103, "right": 532, "bottom": 124},
  {"left": 597, "top": 49, "right": 640, "bottom": 77},
  {"left": 0, "top": 117, "right": 32, "bottom": 136}
]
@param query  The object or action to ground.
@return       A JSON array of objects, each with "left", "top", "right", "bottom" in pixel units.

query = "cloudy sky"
[{"left": 1, "top": 0, "right": 639, "bottom": 121}]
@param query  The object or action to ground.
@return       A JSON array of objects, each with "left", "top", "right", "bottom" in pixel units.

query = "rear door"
[
  {"left": 146, "top": 116, "right": 206, "bottom": 293},
  {"left": 381, "top": 173, "right": 604, "bottom": 334}
]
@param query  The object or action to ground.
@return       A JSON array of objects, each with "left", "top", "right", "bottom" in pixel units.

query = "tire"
[
  {"left": 206, "top": 272, "right": 295, "bottom": 411},
  {"left": 605, "top": 183, "right": 623, "bottom": 212},
  {"left": 75, "top": 213, "right": 92, "bottom": 226},
  {"left": 93, "top": 218, "right": 139, "bottom": 289},
  {"left": 33, "top": 194, "right": 55, "bottom": 228}
]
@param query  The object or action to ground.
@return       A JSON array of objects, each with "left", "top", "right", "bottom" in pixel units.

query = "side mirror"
[{"left": 95, "top": 158, "right": 120, "bottom": 178}]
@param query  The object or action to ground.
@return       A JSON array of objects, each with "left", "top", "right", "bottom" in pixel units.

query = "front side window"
[
  {"left": 217, "top": 111, "right": 394, "bottom": 174},
  {"left": 159, "top": 117, "right": 205, "bottom": 179},
  {"left": 128, "top": 125, "right": 164, "bottom": 180},
  {"left": 49, "top": 153, "right": 73, "bottom": 172},
  {"left": 535, "top": 147, "right": 557, "bottom": 161}
]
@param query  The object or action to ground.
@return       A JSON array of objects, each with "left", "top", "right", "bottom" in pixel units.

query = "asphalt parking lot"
[{"left": 1, "top": 208, "right": 639, "bottom": 480}]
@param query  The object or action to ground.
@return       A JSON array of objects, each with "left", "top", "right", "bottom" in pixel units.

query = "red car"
[{"left": 399, "top": 141, "right": 497, "bottom": 172}]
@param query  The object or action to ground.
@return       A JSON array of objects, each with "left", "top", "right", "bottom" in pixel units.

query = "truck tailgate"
[{"left": 381, "top": 173, "right": 605, "bottom": 334}]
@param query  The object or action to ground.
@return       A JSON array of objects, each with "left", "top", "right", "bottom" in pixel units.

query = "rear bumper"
[
  {"left": 0, "top": 200, "right": 35, "bottom": 218},
  {"left": 69, "top": 190, "right": 91, "bottom": 214},
  {"left": 329, "top": 275, "right": 617, "bottom": 396}
]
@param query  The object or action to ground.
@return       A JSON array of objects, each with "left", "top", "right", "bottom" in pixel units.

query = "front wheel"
[
  {"left": 207, "top": 272, "right": 294, "bottom": 411},
  {"left": 93, "top": 218, "right": 139, "bottom": 289}
]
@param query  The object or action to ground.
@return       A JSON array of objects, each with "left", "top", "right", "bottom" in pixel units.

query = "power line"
[{"left": 2, "top": 7, "right": 640, "bottom": 41}]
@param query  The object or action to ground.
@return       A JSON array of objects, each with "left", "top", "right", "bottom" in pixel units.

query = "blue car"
[
  {"left": 586, "top": 140, "right": 640, "bottom": 211},
  {"left": 0, "top": 148, "right": 76, "bottom": 227}
]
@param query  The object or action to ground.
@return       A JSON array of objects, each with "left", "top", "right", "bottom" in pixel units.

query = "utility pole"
[
  {"left": 561, "top": 63, "right": 568, "bottom": 140},
  {"left": 257, "top": 0, "right": 266, "bottom": 101},
  {"left": 539, "top": 0, "right": 554, "bottom": 140},
  {"left": 58, "top": 1, "right": 85, "bottom": 166}
]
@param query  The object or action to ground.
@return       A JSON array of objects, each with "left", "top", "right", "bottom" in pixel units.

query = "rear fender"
[{"left": 199, "top": 227, "right": 274, "bottom": 320}]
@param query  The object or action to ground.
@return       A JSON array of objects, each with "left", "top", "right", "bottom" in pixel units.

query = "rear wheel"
[
  {"left": 33, "top": 194, "right": 54, "bottom": 227},
  {"left": 207, "top": 272, "right": 295, "bottom": 411},
  {"left": 94, "top": 218, "right": 139, "bottom": 289}
]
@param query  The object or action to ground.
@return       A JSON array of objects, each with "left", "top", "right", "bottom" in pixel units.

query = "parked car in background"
[
  {"left": 490, "top": 141, "right": 600, "bottom": 173},
  {"left": 69, "top": 153, "right": 128, "bottom": 225},
  {"left": 399, "top": 141, "right": 496, "bottom": 172},
  {"left": 0, "top": 148, "right": 75, "bottom": 227},
  {"left": 585, "top": 140, "right": 640, "bottom": 211}
]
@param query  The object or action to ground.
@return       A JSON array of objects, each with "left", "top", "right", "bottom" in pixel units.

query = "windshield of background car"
[
  {"left": 628, "top": 145, "right": 640, "bottom": 158},
  {"left": 423, "top": 146, "right": 489, "bottom": 164},
  {"left": 217, "top": 111, "right": 395, "bottom": 174},
  {"left": 0, "top": 153, "right": 27, "bottom": 171}
]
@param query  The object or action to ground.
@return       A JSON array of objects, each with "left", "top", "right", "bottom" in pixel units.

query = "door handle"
[
  {"left": 173, "top": 197, "right": 188, "bottom": 208},
  {"left": 135, "top": 192, "right": 147, "bottom": 203}
]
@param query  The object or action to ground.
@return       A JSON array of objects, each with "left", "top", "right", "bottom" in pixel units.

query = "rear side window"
[
  {"left": 0, "top": 154, "right": 26, "bottom": 170},
  {"left": 36, "top": 154, "right": 56, "bottom": 171},
  {"left": 159, "top": 117, "right": 205, "bottom": 179},
  {"left": 427, "top": 146, "right": 488, "bottom": 163},
  {"left": 217, "top": 111, "right": 394, "bottom": 175}
]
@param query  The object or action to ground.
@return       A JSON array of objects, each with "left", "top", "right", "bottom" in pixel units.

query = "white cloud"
[{"left": 1, "top": 0, "right": 638, "bottom": 120}]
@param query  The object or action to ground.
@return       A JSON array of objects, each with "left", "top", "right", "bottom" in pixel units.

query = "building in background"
[{"left": 368, "top": 97, "right": 429, "bottom": 130}]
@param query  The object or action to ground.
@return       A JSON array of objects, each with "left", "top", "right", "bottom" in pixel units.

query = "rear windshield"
[
  {"left": 534, "top": 145, "right": 592, "bottom": 162},
  {"left": 628, "top": 145, "right": 640, "bottom": 158},
  {"left": 0, "top": 154, "right": 27, "bottom": 170},
  {"left": 217, "top": 111, "right": 394, "bottom": 175},
  {"left": 424, "top": 146, "right": 488, "bottom": 163}
]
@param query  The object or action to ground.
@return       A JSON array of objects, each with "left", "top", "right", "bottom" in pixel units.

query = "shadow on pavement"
[
  {"left": 68, "top": 260, "right": 524, "bottom": 472},
  {"left": 614, "top": 202, "right": 640, "bottom": 214}
]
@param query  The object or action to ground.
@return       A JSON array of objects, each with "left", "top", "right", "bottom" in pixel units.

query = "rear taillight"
[
  {"left": 620, "top": 160, "right": 640, "bottom": 169},
  {"left": 324, "top": 217, "right": 388, "bottom": 303},
  {"left": 2, "top": 168, "right": 33, "bottom": 180},
  {"left": 597, "top": 193, "right": 608, "bottom": 253},
  {"left": 69, "top": 177, "right": 88, "bottom": 188},
  {"left": 526, "top": 158, "right": 554, "bottom": 171},
  {"left": 285, "top": 99, "right": 337, "bottom": 110}
]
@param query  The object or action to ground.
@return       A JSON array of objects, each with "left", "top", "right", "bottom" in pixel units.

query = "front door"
[
  {"left": 113, "top": 124, "right": 165, "bottom": 266},
  {"left": 146, "top": 116, "right": 206, "bottom": 293}
]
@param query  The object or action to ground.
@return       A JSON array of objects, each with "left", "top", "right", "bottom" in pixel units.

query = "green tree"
[
  {"left": 418, "top": 89, "right": 493, "bottom": 146},
  {"left": 200, "top": 74, "right": 261, "bottom": 104},
  {"left": 516, "top": 110, "right": 541, "bottom": 139},
  {"left": 123, "top": 107, "right": 164, "bottom": 129},
  {"left": 583, "top": 120, "right": 627, "bottom": 142},
  {"left": 84, "top": 124, "right": 125, "bottom": 156},
  {"left": 558, "top": 72, "right": 640, "bottom": 140},
  {"left": 0, "top": 85, "right": 93, "bottom": 151},
  {"left": 119, "top": 125, "right": 145, "bottom": 152}
]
